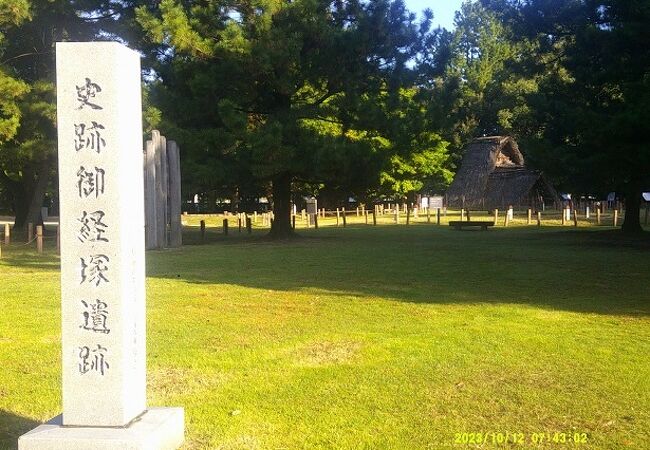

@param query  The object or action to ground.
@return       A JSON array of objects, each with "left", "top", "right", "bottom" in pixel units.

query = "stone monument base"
[{"left": 18, "top": 407, "right": 184, "bottom": 450}]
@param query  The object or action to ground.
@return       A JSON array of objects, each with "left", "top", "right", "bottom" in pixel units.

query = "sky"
[{"left": 404, "top": 0, "right": 465, "bottom": 29}]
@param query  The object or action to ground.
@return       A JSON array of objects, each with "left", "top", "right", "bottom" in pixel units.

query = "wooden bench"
[{"left": 449, "top": 220, "right": 495, "bottom": 231}]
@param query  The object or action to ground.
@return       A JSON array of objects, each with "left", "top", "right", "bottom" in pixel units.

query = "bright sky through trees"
[{"left": 405, "top": 0, "right": 464, "bottom": 29}]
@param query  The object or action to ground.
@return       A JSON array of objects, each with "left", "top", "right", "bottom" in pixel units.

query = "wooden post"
[
  {"left": 406, "top": 206, "right": 410, "bottom": 225},
  {"left": 4, "top": 223, "right": 9, "bottom": 245},
  {"left": 254, "top": 211, "right": 258, "bottom": 223},
  {"left": 246, "top": 217, "right": 252, "bottom": 234},
  {"left": 307, "top": 213, "right": 311, "bottom": 228},
  {"left": 200, "top": 220, "right": 206, "bottom": 242},
  {"left": 537, "top": 211, "right": 542, "bottom": 227},
  {"left": 613, "top": 209, "right": 618, "bottom": 227},
  {"left": 504, "top": 213, "right": 509, "bottom": 227},
  {"left": 36, "top": 225, "right": 43, "bottom": 254},
  {"left": 292, "top": 215, "right": 296, "bottom": 230},
  {"left": 238, "top": 217, "right": 242, "bottom": 233},
  {"left": 597, "top": 207, "right": 601, "bottom": 225},
  {"left": 356, "top": 207, "right": 360, "bottom": 217},
  {"left": 365, "top": 210, "right": 368, "bottom": 224},
  {"left": 373, "top": 211, "right": 377, "bottom": 226},
  {"left": 314, "top": 214, "right": 318, "bottom": 229},
  {"left": 27, "top": 222, "right": 34, "bottom": 243},
  {"left": 336, "top": 208, "right": 340, "bottom": 226},
  {"left": 585, "top": 207, "right": 590, "bottom": 220},
  {"left": 494, "top": 209, "right": 499, "bottom": 225},
  {"left": 427, "top": 207, "right": 431, "bottom": 223},
  {"left": 561, "top": 208, "right": 566, "bottom": 225},
  {"left": 527, "top": 208, "right": 532, "bottom": 225},
  {"left": 395, "top": 209, "right": 399, "bottom": 224},
  {"left": 573, "top": 210, "right": 578, "bottom": 227},
  {"left": 460, "top": 209, "right": 465, "bottom": 222},
  {"left": 342, "top": 210, "right": 347, "bottom": 227},
  {"left": 436, "top": 208, "right": 441, "bottom": 225},
  {"left": 223, "top": 218, "right": 229, "bottom": 235}
]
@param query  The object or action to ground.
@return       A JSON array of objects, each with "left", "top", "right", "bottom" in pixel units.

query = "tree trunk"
[
  {"left": 2, "top": 160, "right": 48, "bottom": 230},
  {"left": 269, "top": 173, "right": 294, "bottom": 239},
  {"left": 622, "top": 185, "right": 643, "bottom": 234}
]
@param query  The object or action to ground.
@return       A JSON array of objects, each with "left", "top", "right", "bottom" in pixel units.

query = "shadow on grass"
[
  {"left": 145, "top": 226, "right": 650, "bottom": 317},
  {"left": 0, "top": 410, "right": 39, "bottom": 449}
]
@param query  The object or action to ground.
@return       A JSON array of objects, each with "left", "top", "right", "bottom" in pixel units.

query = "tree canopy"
[{"left": 0, "top": 0, "right": 647, "bottom": 234}]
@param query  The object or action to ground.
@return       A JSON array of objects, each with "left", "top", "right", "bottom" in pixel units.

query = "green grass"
[{"left": 1, "top": 224, "right": 649, "bottom": 449}]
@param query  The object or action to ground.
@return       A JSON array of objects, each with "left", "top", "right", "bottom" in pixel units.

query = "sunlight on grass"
[{"left": 1, "top": 225, "right": 648, "bottom": 449}]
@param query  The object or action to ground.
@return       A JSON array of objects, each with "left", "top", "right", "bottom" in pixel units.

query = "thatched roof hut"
[{"left": 446, "top": 136, "right": 559, "bottom": 209}]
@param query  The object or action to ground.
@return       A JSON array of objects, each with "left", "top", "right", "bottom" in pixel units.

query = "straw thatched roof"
[{"left": 446, "top": 136, "right": 559, "bottom": 209}]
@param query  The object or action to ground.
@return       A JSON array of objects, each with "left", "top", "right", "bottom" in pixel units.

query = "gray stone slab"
[
  {"left": 167, "top": 141, "right": 182, "bottom": 248},
  {"left": 18, "top": 407, "right": 184, "bottom": 450},
  {"left": 55, "top": 41, "right": 146, "bottom": 427},
  {"left": 144, "top": 140, "right": 157, "bottom": 250}
]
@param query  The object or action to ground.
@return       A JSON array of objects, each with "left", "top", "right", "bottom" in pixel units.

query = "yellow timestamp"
[{"left": 453, "top": 431, "right": 589, "bottom": 446}]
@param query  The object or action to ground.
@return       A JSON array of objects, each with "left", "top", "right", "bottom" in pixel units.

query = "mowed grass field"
[{"left": 0, "top": 223, "right": 649, "bottom": 449}]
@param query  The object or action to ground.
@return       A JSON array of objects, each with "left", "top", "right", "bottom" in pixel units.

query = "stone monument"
[
  {"left": 18, "top": 41, "right": 184, "bottom": 449},
  {"left": 144, "top": 132, "right": 182, "bottom": 249},
  {"left": 306, "top": 197, "right": 317, "bottom": 224}
]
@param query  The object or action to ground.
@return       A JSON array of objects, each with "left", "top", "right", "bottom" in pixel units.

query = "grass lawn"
[{"left": 0, "top": 224, "right": 648, "bottom": 449}]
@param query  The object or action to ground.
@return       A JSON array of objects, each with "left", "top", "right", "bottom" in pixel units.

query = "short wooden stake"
[
  {"left": 364, "top": 210, "right": 368, "bottom": 224},
  {"left": 527, "top": 208, "right": 532, "bottom": 225},
  {"left": 342, "top": 211, "right": 347, "bottom": 227},
  {"left": 27, "top": 222, "right": 34, "bottom": 243},
  {"left": 200, "top": 220, "right": 206, "bottom": 242},
  {"left": 427, "top": 208, "right": 431, "bottom": 223},
  {"left": 336, "top": 208, "right": 340, "bottom": 226},
  {"left": 504, "top": 214, "right": 509, "bottom": 227},
  {"left": 585, "top": 207, "right": 590, "bottom": 219},
  {"left": 314, "top": 214, "right": 318, "bottom": 229},
  {"left": 494, "top": 209, "right": 499, "bottom": 225},
  {"left": 307, "top": 214, "right": 311, "bottom": 228},
  {"left": 36, "top": 225, "right": 43, "bottom": 254},
  {"left": 246, "top": 217, "right": 252, "bottom": 234},
  {"left": 596, "top": 208, "right": 601, "bottom": 225},
  {"left": 223, "top": 218, "right": 229, "bottom": 235},
  {"left": 238, "top": 217, "right": 242, "bottom": 233},
  {"left": 4, "top": 223, "right": 9, "bottom": 245},
  {"left": 436, "top": 208, "right": 441, "bottom": 225},
  {"left": 460, "top": 208, "right": 465, "bottom": 221},
  {"left": 573, "top": 210, "right": 578, "bottom": 227},
  {"left": 537, "top": 211, "right": 542, "bottom": 227},
  {"left": 373, "top": 211, "right": 377, "bottom": 226},
  {"left": 613, "top": 209, "right": 618, "bottom": 227},
  {"left": 292, "top": 215, "right": 296, "bottom": 230}
]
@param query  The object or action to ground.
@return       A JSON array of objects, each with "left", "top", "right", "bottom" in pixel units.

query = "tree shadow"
[
  {"left": 0, "top": 410, "right": 40, "bottom": 449},
  {"left": 147, "top": 226, "right": 650, "bottom": 316}
]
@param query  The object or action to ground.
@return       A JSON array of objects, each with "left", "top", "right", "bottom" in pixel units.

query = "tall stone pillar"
[{"left": 19, "top": 41, "right": 183, "bottom": 450}]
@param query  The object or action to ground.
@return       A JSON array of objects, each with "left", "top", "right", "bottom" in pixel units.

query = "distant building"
[{"left": 446, "top": 136, "right": 559, "bottom": 210}]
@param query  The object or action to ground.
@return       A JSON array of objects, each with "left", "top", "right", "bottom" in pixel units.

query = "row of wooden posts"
[
  {"left": 0, "top": 222, "right": 59, "bottom": 258},
  {"left": 193, "top": 203, "right": 635, "bottom": 241},
  {"left": 0, "top": 204, "right": 643, "bottom": 255}
]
